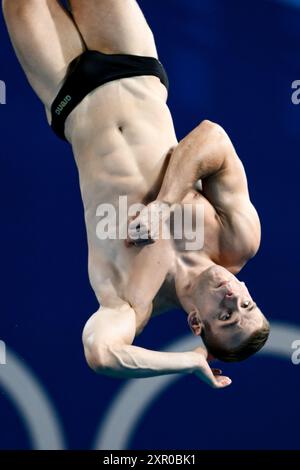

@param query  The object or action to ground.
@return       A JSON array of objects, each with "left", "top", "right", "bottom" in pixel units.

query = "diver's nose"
[
  {"left": 225, "top": 295, "right": 249, "bottom": 311},
  {"left": 224, "top": 282, "right": 251, "bottom": 308},
  {"left": 224, "top": 291, "right": 238, "bottom": 307}
]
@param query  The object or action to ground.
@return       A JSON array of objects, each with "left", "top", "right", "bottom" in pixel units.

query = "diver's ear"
[{"left": 188, "top": 311, "right": 203, "bottom": 336}]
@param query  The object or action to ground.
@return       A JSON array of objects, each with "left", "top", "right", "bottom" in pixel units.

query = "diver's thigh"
[
  {"left": 69, "top": 0, "right": 158, "bottom": 57},
  {"left": 3, "top": 0, "right": 84, "bottom": 105}
]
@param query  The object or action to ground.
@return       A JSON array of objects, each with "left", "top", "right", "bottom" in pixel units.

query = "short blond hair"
[{"left": 201, "top": 316, "right": 270, "bottom": 362}]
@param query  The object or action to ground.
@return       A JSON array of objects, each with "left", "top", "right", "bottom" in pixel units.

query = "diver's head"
[{"left": 180, "top": 265, "right": 270, "bottom": 361}]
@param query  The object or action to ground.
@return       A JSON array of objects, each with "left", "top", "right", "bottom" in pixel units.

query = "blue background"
[{"left": 0, "top": 0, "right": 300, "bottom": 450}]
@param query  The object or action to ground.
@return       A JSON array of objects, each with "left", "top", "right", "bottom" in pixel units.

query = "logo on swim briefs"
[
  {"left": 0, "top": 80, "right": 6, "bottom": 105},
  {"left": 55, "top": 95, "right": 72, "bottom": 115},
  {"left": 0, "top": 340, "right": 6, "bottom": 365}
]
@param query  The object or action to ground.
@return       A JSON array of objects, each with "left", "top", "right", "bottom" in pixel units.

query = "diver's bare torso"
[
  {"left": 66, "top": 74, "right": 178, "bottom": 317},
  {"left": 65, "top": 73, "right": 246, "bottom": 329}
]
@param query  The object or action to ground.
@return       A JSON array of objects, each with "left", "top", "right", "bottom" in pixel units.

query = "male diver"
[{"left": 3, "top": 0, "right": 269, "bottom": 388}]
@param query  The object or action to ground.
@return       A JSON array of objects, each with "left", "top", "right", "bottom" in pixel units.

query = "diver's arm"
[
  {"left": 128, "top": 120, "right": 260, "bottom": 255},
  {"left": 82, "top": 303, "right": 231, "bottom": 388},
  {"left": 157, "top": 120, "right": 238, "bottom": 204},
  {"left": 155, "top": 120, "right": 261, "bottom": 256}
]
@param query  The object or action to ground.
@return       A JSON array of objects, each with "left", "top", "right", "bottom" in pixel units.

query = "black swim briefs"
[{"left": 51, "top": 50, "right": 169, "bottom": 141}]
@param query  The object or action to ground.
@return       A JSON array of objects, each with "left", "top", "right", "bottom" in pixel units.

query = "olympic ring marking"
[{"left": 94, "top": 321, "right": 300, "bottom": 450}]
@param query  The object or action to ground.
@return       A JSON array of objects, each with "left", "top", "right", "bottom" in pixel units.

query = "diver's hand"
[
  {"left": 193, "top": 347, "right": 232, "bottom": 389},
  {"left": 126, "top": 200, "right": 171, "bottom": 247}
]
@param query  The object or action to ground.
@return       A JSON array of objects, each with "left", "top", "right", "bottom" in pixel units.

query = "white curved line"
[
  {"left": 94, "top": 321, "right": 300, "bottom": 450},
  {"left": 0, "top": 349, "right": 66, "bottom": 449}
]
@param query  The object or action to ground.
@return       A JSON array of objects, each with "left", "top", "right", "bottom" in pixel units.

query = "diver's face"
[{"left": 194, "top": 265, "right": 264, "bottom": 348}]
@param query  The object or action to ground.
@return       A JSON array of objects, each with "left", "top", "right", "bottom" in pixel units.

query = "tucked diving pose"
[{"left": 2, "top": 0, "right": 269, "bottom": 388}]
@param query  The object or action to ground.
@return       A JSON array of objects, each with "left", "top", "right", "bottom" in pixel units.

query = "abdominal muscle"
[{"left": 63, "top": 75, "right": 178, "bottom": 305}]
